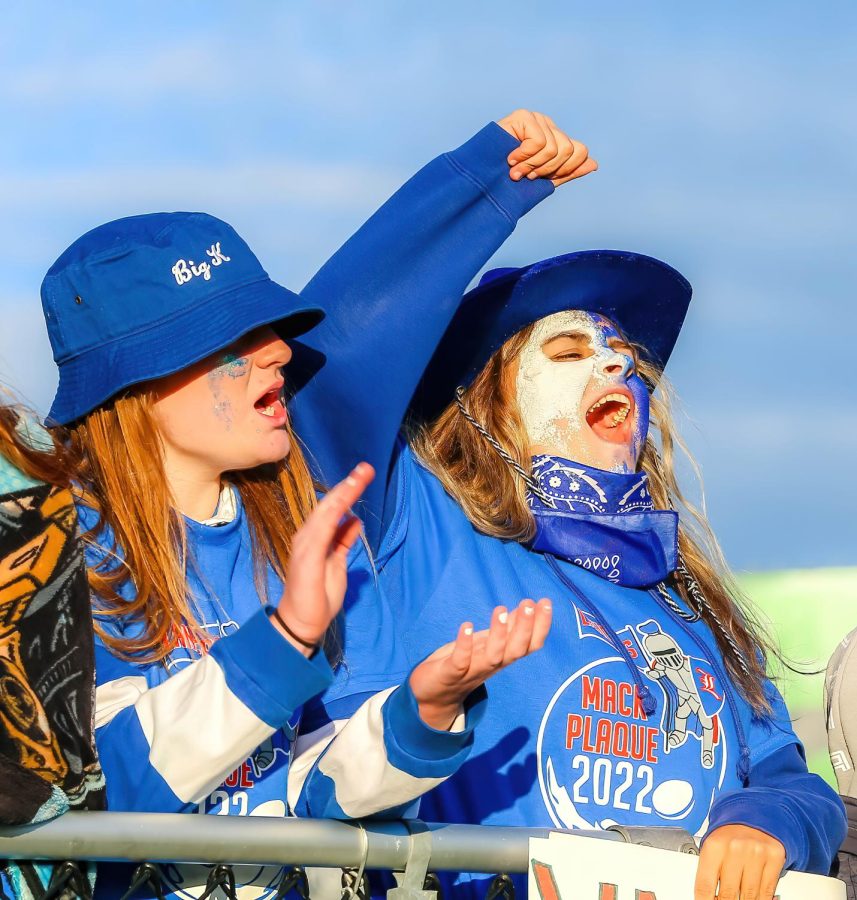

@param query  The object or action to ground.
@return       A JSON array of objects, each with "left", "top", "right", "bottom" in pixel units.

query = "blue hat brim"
[
  {"left": 47, "top": 277, "right": 324, "bottom": 426},
  {"left": 410, "top": 249, "right": 692, "bottom": 423}
]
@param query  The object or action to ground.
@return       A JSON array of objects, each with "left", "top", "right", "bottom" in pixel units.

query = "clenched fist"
[{"left": 498, "top": 109, "right": 597, "bottom": 186}]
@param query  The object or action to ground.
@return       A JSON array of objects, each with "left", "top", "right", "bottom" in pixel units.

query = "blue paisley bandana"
[{"left": 527, "top": 454, "right": 678, "bottom": 587}]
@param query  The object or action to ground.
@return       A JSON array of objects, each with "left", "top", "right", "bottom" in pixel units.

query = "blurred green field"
[{"left": 740, "top": 568, "right": 857, "bottom": 787}]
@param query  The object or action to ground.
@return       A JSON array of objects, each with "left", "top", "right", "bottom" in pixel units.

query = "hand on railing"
[
  {"left": 274, "top": 463, "right": 375, "bottom": 657},
  {"left": 694, "top": 824, "right": 785, "bottom": 900},
  {"left": 409, "top": 599, "right": 553, "bottom": 730}
]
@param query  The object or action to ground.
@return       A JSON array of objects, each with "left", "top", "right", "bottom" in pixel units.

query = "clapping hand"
[{"left": 274, "top": 462, "right": 374, "bottom": 656}]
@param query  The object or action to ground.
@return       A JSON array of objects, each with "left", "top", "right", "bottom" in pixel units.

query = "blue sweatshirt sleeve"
[
  {"left": 290, "top": 122, "right": 553, "bottom": 551},
  {"left": 702, "top": 742, "right": 847, "bottom": 875},
  {"left": 94, "top": 607, "right": 332, "bottom": 813},
  {"left": 290, "top": 679, "right": 486, "bottom": 820}
]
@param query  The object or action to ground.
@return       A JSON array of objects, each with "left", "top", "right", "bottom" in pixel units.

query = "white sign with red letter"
[{"left": 528, "top": 834, "right": 845, "bottom": 899}]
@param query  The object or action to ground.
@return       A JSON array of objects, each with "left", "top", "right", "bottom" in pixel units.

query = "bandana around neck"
[{"left": 527, "top": 454, "right": 678, "bottom": 587}]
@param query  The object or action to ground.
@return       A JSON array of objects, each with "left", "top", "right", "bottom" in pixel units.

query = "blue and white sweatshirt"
[
  {"left": 83, "top": 489, "right": 483, "bottom": 900},
  {"left": 289, "top": 122, "right": 846, "bottom": 896}
]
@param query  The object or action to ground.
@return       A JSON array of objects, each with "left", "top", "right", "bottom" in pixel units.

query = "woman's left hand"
[
  {"left": 695, "top": 824, "right": 786, "bottom": 900},
  {"left": 409, "top": 598, "right": 552, "bottom": 730}
]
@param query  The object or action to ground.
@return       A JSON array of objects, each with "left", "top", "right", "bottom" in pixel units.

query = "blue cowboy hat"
[
  {"left": 410, "top": 249, "right": 692, "bottom": 422},
  {"left": 42, "top": 212, "right": 324, "bottom": 425}
]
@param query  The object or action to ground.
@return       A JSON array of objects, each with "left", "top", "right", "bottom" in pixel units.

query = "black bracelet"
[{"left": 272, "top": 608, "right": 320, "bottom": 651}]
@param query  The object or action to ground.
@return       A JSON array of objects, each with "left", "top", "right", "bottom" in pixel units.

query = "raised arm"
[{"left": 289, "top": 111, "right": 595, "bottom": 550}]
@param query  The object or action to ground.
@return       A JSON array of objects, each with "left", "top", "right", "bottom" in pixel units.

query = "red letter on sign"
[
  {"left": 531, "top": 862, "right": 657, "bottom": 900},
  {"left": 531, "top": 861, "right": 561, "bottom": 900}
]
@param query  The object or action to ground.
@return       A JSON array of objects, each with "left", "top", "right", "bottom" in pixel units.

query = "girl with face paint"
[
  {"left": 290, "top": 249, "right": 846, "bottom": 899},
  {"left": 36, "top": 112, "right": 577, "bottom": 899},
  {"left": 514, "top": 310, "right": 649, "bottom": 473}
]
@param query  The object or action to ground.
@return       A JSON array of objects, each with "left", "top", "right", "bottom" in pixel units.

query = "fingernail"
[
  {"left": 543, "top": 603, "right": 552, "bottom": 613},
  {"left": 464, "top": 626, "right": 473, "bottom": 635},
  {"left": 524, "top": 605, "right": 534, "bottom": 616},
  {"left": 498, "top": 611, "right": 508, "bottom": 624},
  {"left": 527, "top": 171, "right": 537, "bottom": 179}
]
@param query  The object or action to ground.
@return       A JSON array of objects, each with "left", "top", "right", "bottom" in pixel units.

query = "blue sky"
[{"left": 1, "top": 2, "right": 854, "bottom": 571}]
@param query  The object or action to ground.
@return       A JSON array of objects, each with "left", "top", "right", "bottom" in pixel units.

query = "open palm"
[{"left": 409, "top": 599, "right": 553, "bottom": 730}]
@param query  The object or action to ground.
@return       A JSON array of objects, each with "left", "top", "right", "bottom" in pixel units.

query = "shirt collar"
[{"left": 197, "top": 483, "right": 238, "bottom": 527}]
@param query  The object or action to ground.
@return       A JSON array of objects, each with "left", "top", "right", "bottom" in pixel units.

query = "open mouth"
[
  {"left": 584, "top": 391, "right": 634, "bottom": 444},
  {"left": 254, "top": 385, "right": 287, "bottom": 422}
]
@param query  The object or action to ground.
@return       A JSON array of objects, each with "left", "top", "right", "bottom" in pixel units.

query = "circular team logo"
[{"left": 537, "top": 616, "right": 727, "bottom": 836}]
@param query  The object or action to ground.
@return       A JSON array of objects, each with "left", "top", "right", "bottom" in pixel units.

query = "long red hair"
[{"left": 67, "top": 389, "right": 318, "bottom": 662}]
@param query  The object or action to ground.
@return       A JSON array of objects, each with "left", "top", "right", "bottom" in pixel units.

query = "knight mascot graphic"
[{"left": 538, "top": 608, "right": 726, "bottom": 837}]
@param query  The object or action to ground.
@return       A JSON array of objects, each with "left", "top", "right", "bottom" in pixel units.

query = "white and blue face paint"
[
  {"left": 515, "top": 310, "right": 649, "bottom": 473},
  {"left": 514, "top": 312, "right": 677, "bottom": 588}
]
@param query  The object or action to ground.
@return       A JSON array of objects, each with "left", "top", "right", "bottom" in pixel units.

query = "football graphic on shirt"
[{"left": 537, "top": 606, "right": 726, "bottom": 836}]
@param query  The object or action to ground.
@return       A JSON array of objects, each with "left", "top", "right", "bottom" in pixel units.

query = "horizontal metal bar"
[{"left": 0, "top": 812, "right": 622, "bottom": 874}]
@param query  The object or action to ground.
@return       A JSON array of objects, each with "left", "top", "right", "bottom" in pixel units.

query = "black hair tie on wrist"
[{"left": 272, "top": 608, "right": 320, "bottom": 651}]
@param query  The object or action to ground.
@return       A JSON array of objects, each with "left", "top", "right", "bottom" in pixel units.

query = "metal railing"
[{"left": 0, "top": 812, "right": 697, "bottom": 898}]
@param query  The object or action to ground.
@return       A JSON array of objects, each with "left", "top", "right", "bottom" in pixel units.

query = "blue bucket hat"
[
  {"left": 410, "top": 249, "right": 692, "bottom": 422},
  {"left": 41, "top": 212, "right": 324, "bottom": 425}
]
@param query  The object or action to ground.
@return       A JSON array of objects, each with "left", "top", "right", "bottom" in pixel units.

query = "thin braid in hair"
[
  {"left": 649, "top": 446, "right": 754, "bottom": 682},
  {"left": 454, "top": 387, "right": 556, "bottom": 507}
]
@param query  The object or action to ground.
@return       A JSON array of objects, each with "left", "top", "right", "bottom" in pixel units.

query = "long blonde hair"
[
  {"left": 410, "top": 322, "right": 776, "bottom": 714},
  {"left": 67, "top": 389, "right": 318, "bottom": 662}
]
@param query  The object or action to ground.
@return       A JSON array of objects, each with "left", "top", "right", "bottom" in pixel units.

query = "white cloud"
[
  {"left": 3, "top": 41, "right": 231, "bottom": 105},
  {"left": 0, "top": 158, "right": 399, "bottom": 273}
]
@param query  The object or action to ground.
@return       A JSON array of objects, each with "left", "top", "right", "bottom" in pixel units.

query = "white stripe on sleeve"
[
  {"left": 95, "top": 676, "right": 149, "bottom": 729},
  {"left": 290, "top": 688, "right": 462, "bottom": 819},
  {"left": 102, "top": 655, "right": 275, "bottom": 804},
  {"left": 287, "top": 719, "right": 344, "bottom": 812}
]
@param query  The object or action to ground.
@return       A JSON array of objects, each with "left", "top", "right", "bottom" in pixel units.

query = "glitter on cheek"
[
  {"left": 203, "top": 352, "right": 251, "bottom": 433},
  {"left": 216, "top": 353, "right": 250, "bottom": 379},
  {"left": 207, "top": 369, "right": 235, "bottom": 432},
  {"left": 212, "top": 398, "right": 233, "bottom": 431}
]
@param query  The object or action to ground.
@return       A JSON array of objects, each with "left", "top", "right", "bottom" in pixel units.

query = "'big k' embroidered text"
[{"left": 171, "top": 242, "right": 231, "bottom": 285}]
